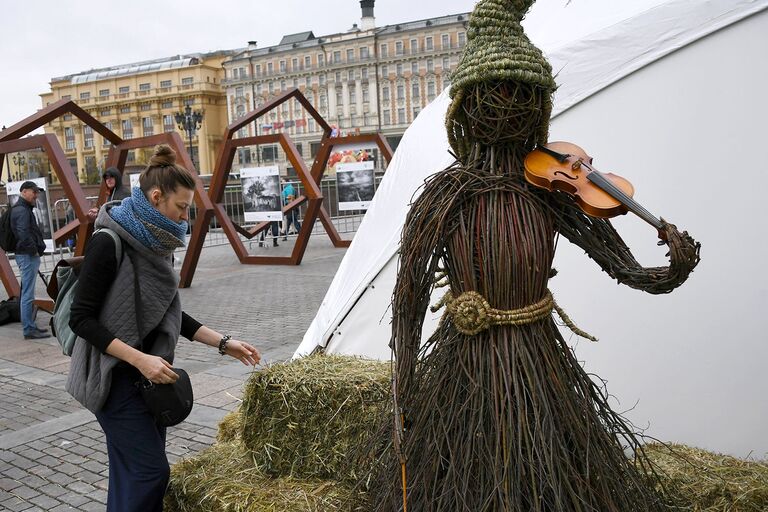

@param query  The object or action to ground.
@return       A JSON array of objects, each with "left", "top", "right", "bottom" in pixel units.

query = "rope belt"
[{"left": 432, "top": 289, "right": 597, "bottom": 341}]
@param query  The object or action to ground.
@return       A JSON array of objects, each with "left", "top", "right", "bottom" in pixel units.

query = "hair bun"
[{"left": 149, "top": 144, "right": 177, "bottom": 167}]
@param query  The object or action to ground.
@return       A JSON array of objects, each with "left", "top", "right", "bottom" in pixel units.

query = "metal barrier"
[{"left": 6, "top": 175, "right": 378, "bottom": 279}]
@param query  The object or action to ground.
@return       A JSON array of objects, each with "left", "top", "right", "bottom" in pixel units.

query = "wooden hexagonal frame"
[{"left": 0, "top": 99, "right": 121, "bottom": 303}]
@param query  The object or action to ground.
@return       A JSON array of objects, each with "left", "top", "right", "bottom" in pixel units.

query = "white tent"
[{"left": 296, "top": 0, "right": 768, "bottom": 457}]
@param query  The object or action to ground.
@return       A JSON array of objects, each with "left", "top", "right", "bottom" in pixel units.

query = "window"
[
  {"left": 62, "top": 95, "right": 71, "bottom": 100},
  {"left": 362, "top": 67, "right": 368, "bottom": 80},
  {"left": 410, "top": 38, "right": 418, "bottom": 53},
  {"left": 268, "top": 81, "right": 274, "bottom": 93},
  {"left": 319, "top": 74, "right": 326, "bottom": 85},
  {"left": 380, "top": 43, "right": 388, "bottom": 58},
  {"left": 320, "top": 94, "right": 327, "bottom": 108},
  {"left": 335, "top": 71, "right": 341, "bottom": 82},
  {"left": 79, "top": 92, "right": 90, "bottom": 100},
  {"left": 397, "top": 84, "right": 404, "bottom": 100},
  {"left": 120, "top": 106, "right": 131, "bottom": 113},
  {"left": 161, "top": 100, "right": 174, "bottom": 109},
  {"left": 99, "top": 89, "right": 110, "bottom": 97},
  {"left": 305, "top": 76, "right": 311, "bottom": 87},
  {"left": 236, "top": 86, "right": 244, "bottom": 97},
  {"left": 442, "top": 57, "right": 450, "bottom": 70},
  {"left": 412, "top": 82, "right": 420, "bottom": 99},
  {"left": 304, "top": 56, "right": 311, "bottom": 68},
  {"left": 64, "top": 127, "right": 75, "bottom": 150},
  {"left": 184, "top": 98, "right": 194, "bottom": 106},
  {"left": 411, "top": 62, "right": 418, "bottom": 74},
  {"left": 396, "top": 63, "right": 403, "bottom": 76},
  {"left": 280, "top": 60, "right": 286, "bottom": 72},
  {"left": 395, "top": 41, "right": 404, "bottom": 55},
  {"left": 142, "top": 117, "right": 153, "bottom": 136},
  {"left": 458, "top": 32, "right": 466, "bottom": 47},
  {"left": 308, "top": 118, "right": 315, "bottom": 132},
  {"left": 397, "top": 108, "right": 406, "bottom": 124},
  {"left": 257, "top": 83, "right": 263, "bottom": 94},
  {"left": 262, "top": 145, "right": 279, "bottom": 162},
  {"left": 233, "top": 68, "right": 240, "bottom": 79},
  {"left": 427, "top": 81, "right": 436, "bottom": 98},
  {"left": 310, "top": 142, "right": 322, "bottom": 157},
  {"left": 333, "top": 51, "right": 341, "bottom": 63},
  {"left": 427, "top": 59, "right": 434, "bottom": 72},
  {"left": 255, "top": 64, "right": 262, "bottom": 76},
  {"left": 267, "top": 62, "right": 273, "bottom": 74},
  {"left": 413, "top": 106, "right": 421, "bottom": 118},
  {"left": 362, "top": 86, "right": 369, "bottom": 102},
  {"left": 318, "top": 53, "right": 324, "bottom": 66},
  {"left": 441, "top": 34, "right": 450, "bottom": 49},
  {"left": 381, "top": 65, "right": 388, "bottom": 77},
  {"left": 100, "top": 108, "right": 110, "bottom": 116},
  {"left": 181, "top": 77, "right": 194, "bottom": 85},
  {"left": 360, "top": 46, "right": 369, "bottom": 59},
  {"left": 140, "top": 103, "right": 151, "bottom": 111},
  {"left": 293, "top": 78, "right": 298, "bottom": 88},
  {"left": 348, "top": 69, "right": 355, "bottom": 81},
  {"left": 346, "top": 49, "right": 355, "bottom": 62},
  {"left": 292, "top": 58, "right": 299, "bottom": 70},
  {"left": 140, "top": 83, "right": 151, "bottom": 91},
  {"left": 119, "top": 86, "right": 130, "bottom": 94},
  {"left": 350, "top": 86, "right": 356, "bottom": 104},
  {"left": 280, "top": 80, "right": 286, "bottom": 90},
  {"left": 83, "top": 125, "right": 94, "bottom": 149},
  {"left": 63, "top": 114, "right": 72, "bottom": 120},
  {"left": 383, "top": 109, "right": 390, "bottom": 125},
  {"left": 103, "top": 122, "right": 112, "bottom": 147},
  {"left": 160, "top": 80, "right": 172, "bottom": 88},
  {"left": 163, "top": 115, "right": 174, "bottom": 132},
  {"left": 121, "top": 119, "right": 133, "bottom": 139},
  {"left": 426, "top": 36, "right": 434, "bottom": 50},
  {"left": 382, "top": 86, "right": 390, "bottom": 101},
  {"left": 336, "top": 90, "right": 343, "bottom": 105}
]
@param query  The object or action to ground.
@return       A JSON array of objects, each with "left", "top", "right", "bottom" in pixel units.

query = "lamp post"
[
  {"left": 174, "top": 105, "right": 203, "bottom": 170},
  {"left": 12, "top": 153, "right": 26, "bottom": 182}
]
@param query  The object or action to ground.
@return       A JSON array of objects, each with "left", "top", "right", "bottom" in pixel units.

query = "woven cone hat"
[{"left": 447, "top": 0, "right": 556, "bottom": 152}]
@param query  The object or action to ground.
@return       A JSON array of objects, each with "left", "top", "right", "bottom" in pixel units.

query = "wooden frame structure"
[{"left": 0, "top": 99, "right": 121, "bottom": 307}]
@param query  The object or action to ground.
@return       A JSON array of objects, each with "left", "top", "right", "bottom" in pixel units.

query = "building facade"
[
  {"left": 222, "top": 5, "right": 469, "bottom": 173},
  {"left": 40, "top": 51, "right": 233, "bottom": 182}
]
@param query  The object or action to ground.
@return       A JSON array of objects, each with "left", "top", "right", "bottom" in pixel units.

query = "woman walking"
[{"left": 66, "top": 144, "right": 261, "bottom": 511}]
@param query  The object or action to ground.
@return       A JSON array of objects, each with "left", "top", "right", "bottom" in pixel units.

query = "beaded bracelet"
[{"left": 218, "top": 335, "right": 232, "bottom": 355}]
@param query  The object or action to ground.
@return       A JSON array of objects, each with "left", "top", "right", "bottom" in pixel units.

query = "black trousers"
[{"left": 95, "top": 367, "right": 169, "bottom": 512}]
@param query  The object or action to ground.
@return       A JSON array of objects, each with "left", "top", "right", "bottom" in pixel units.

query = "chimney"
[
  {"left": 360, "top": 0, "right": 375, "bottom": 30},
  {"left": 247, "top": 41, "right": 258, "bottom": 50}
]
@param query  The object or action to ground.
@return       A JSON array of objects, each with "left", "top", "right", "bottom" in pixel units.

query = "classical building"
[
  {"left": 222, "top": 1, "right": 469, "bottom": 173},
  {"left": 40, "top": 50, "right": 234, "bottom": 182}
]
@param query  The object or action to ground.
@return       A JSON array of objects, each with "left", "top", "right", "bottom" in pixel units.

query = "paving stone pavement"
[{"left": 0, "top": 235, "right": 348, "bottom": 511}]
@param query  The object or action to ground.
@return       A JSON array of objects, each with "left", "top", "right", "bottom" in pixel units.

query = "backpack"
[
  {"left": 0, "top": 204, "right": 18, "bottom": 252},
  {"left": 0, "top": 297, "right": 21, "bottom": 325},
  {"left": 48, "top": 229, "right": 122, "bottom": 356}
]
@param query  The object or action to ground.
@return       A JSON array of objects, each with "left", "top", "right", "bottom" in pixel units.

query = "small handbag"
[
  {"left": 137, "top": 368, "right": 194, "bottom": 427},
  {"left": 130, "top": 252, "right": 194, "bottom": 427}
]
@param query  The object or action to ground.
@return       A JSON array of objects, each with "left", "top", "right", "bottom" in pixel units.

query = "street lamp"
[
  {"left": 174, "top": 105, "right": 203, "bottom": 170},
  {"left": 12, "top": 153, "right": 26, "bottom": 182}
]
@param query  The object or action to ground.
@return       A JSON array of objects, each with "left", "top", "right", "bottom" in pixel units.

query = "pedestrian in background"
[
  {"left": 67, "top": 144, "right": 261, "bottom": 512},
  {"left": 89, "top": 167, "right": 129, "bottom": 220},
  {"left": 10, "top": 181, "right": 49, "bottom": 340}
]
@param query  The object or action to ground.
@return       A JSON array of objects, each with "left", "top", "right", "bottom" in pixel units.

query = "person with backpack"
[
  {"left": 66, "top": 144, "right": 261, "bottom": 512},
  {"left": 10, "top": 181, "right": 49, "bottom": 340}
]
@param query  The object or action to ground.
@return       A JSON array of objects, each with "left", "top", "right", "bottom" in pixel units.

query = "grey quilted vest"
[{"left": 66, "top": 205, "right": 182, "bottom": 412}]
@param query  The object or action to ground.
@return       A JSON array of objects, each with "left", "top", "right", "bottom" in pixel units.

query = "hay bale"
[
  {"left": 216, "top": 408, "right": 242, "bottom": 443},
  {"left": 240, "top": 355, "right": 390, "bottom": 482},
  {"left": 165, "top": 441, "right": 367, "bottom": 512},
  {"left": 645, "top": 442, "right": 768, "bottom": 511}
]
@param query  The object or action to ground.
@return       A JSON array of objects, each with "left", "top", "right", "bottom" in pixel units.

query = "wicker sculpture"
[{"left": 369, "top": 0, "right": 702, "bottom": 510}]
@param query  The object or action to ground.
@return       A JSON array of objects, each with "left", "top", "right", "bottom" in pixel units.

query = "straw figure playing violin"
[{"left": 364, "top": 0, "right": 701, "bottom": 511}]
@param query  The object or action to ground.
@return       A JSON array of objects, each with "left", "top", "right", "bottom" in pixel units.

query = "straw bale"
[
  {"left": 165, "top": 441, "right": 367, "bottom": 512},
  {"left": 645, "top": 442, "right": 768, "bottom": 511},
  {"left": 216, "top": 409, "right": 242, "bottom": 443},
  {"left": 240, "top": 355, "right": 390, "bottom": 482}
]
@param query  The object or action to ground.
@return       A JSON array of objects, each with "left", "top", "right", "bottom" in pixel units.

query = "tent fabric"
[{"left": 295, "top": 0, "right": 767, "bottom": 359}]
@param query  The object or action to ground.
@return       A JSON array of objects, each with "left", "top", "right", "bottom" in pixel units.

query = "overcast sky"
[{"left": 1, "top": 0, "right": 668, "bottom": 130}]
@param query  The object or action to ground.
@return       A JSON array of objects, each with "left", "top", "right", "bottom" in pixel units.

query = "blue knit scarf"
[{"left": 109, "top": 187, "right": 188, "bottom": 254}]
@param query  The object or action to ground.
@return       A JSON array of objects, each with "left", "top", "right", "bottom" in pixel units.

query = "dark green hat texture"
[{"left": 450, "top": 0, "right": 556, "bottom": 97}]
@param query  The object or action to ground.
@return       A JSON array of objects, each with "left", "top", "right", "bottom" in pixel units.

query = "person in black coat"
[
  {"left": 10, "top": 181, "right": 49, "bottom": 339},
  {"left": 88, "top": 167, "right": 130, "bottom": 220}
]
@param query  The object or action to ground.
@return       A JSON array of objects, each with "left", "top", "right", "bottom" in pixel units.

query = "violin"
[{"left": 524, "top": 142, "right": 666, "bottom": 239}]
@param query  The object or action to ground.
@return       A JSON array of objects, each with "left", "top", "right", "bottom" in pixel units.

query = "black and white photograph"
[
  {"left": 241, "top": 166, "right": 282, "bottom": 222},
  {"left": 6, "top": 178, "right": 55, "bottom": 253},
  {"left": 336, "top": 160, "right": 376, "bottom": 211}
]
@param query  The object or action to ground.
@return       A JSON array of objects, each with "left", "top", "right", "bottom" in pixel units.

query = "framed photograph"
[
  {"left": 336, "top": 160, "right": 375, "bottom": 211},
  {"left": 325, "top": 144, "right": 378, "bottom": 175},
  {"left": 240, "top": 166, "right": 282, "bottom": 222},
  {"left": 6, "top": 178, "right": 55, "bottom": 253}
]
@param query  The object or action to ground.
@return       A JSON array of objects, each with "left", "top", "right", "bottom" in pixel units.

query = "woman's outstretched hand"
[{"left": 224, "top": 340, "right": 262, "bottom": 366}]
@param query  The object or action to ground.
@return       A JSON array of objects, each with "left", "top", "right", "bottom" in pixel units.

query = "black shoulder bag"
[{"left": 130, "top": 252, "right": 193, "bottom": 427}]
